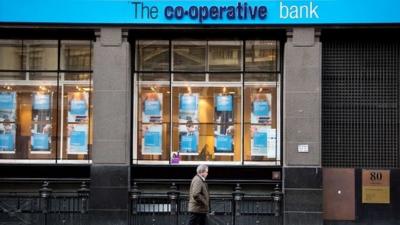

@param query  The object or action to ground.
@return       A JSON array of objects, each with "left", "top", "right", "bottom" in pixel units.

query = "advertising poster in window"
[
  {"left": 142, "top": 93, "right": 162, "bottom": 123},
  {"left": 214, "top": 94, "right": 233, "bottom": 123},
  {"left": 142, "top": 124, "right": 162, "bottom": 155},
  {"left": 179, "top": 93, "right": 199, "bottom": 123},
  {"left": 31, "top": 123, "right": 51, "bottom": 152},
  {"left": 0, "top": 92, "right": 16, "bottom": 122},
  {"left": 214, "top": 94, "right": 234, "bottom": 153},
  {"left": 251, "top": 126, "right": 277, "bottom": 157},
  {"left": 68, "top": 92, "right": 89, "bottom": 123},
  {"left": 215, "top": 134, "right": 233, "bottom": 153},
  {"left": 0, "top": 123, "right": 15, "bottom": 153},
  {"left": 251, "top": 93, "right": 271, "bottom": 124},
  {"left": 67, "top": 124, "right": 88, "bottom": 154},
  {"left": 179, "top": 123, "right": 198, "bottom": 154},
  {"left": 32, "top": 93, "right": 51, "bottom": 122}
]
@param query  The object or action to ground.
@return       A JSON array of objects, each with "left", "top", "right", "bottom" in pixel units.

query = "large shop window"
[
  {"left": 0, "top": 40, "right": 93, "bottom": 163},
  {"left": 134, "top": 40, "right": 280, "bottom": 165}
]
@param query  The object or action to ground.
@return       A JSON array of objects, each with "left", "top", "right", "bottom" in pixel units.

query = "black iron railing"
[
  {"left": 0, "top": 181, "right": 90, "bottom": 225},
  {"left": 130, "top": 183, "right": 283, "bottom": 225}
]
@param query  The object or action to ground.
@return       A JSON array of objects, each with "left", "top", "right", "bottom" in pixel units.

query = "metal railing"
[
  {"left": 0, "top": 181, "right": 90, "bottom": 225},
  {"left": 130, "top": 183, "right": 283, "bottom": 225}
]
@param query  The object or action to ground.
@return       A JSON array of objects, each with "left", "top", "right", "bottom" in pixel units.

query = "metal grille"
[{"left": 322, "top": 40, "right": 400, "bottom": 168}]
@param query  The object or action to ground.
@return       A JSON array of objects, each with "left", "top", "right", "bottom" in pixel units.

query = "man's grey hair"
[{"left": 196, "top": 164, "right": 208, "bottom": 174}]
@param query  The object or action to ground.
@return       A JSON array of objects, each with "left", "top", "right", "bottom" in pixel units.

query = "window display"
[
  {"left": 135, "top": 40, "right": 281, "bottom": 165},
  {"left": 0, "top": 39, "right": 93, "bottom": 162}
]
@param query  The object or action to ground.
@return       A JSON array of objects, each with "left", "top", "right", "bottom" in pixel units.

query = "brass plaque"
[{"left": 362, "top": 170, "right": 390, "bottom": 204}]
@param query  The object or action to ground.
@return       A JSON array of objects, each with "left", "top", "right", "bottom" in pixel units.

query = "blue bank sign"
[{"left": 0, "top": 0, "right": 400, "bottom": 25}]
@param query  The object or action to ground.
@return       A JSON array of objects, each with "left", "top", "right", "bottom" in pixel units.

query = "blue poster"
[
  {"left": 215, "top": 135, "right": 232, "bottom": 152},
  {"left": 144, "top": 131, "right": 162, "bottom": 154},
  {"left": 70, "top": 130, "right": 87, "bottom": 153},
  {"left": 180, "top": 134, "right": 198, "bottom": 153},
  {"left": 216, "top": 95, "right": 233, "bottom": 112},
  {"left": 32, "top": 133, "right": 49, "bottom": 150},
  {"left": 0, "top": 133, "right": 14, "bottom": 151},
  {"left": 144, "top": 100, "right": 161, "bottom": 115},
  {"left": 70, "top": 100, "right": 87, "bottom": 115},
  {"left": 0, "top": 92, "right": 15, "bottom": 110},
  {"left": 253, "top": 101, "right": 270, "bottom": 116},
  {"left": 33, "top": 94, "right": 50, "bottom": 110},
  {"left": 180, "top": 95, "right": 197, "bottom": 112},
  {"left": 179, "top": 94, "right": 199, "bottom": 123},
  {"left": 253, "top": 132, "right": 268, "bottom": 150}
]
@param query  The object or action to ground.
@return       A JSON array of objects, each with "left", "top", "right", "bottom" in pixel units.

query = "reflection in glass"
[
  {"left": 173, "top": 73, "right": 205, "bottom": 81},
  {"left": 208, "top": 41, "right": 242, "bottom": 71},
  {"left": 61, "top": 41, "right": 92, "bottom": 71},
  {"left": 64, "top": 72, "right": 91, "bottom": 81},
  {"left": 137, "top": 41, "right": 169, "bottom": 71},
  {"left": 0, "top": 72, "right": 25, "bottom": 80},
  {"left": 29, "top": 72, "right": 58, "bottom": 80},
  {"left": 245, "top": 40, "right": 278, "bottom": 72},
  {"left": 209, "top": 73, "right": 241, "bottom": 82},
  {"left": 138, "top": 73, "right": 169, "bottom": 81},
  {"left": 0, "top": 40, "right": 22, "bottom": 70},
  {"left": 173, "top": 41, "right": 206, "bottom": 71},
  {"left": 244, "top": 73, "right": 277, "bottom": 82},
  {"left": 24, "top": 40, "right": 58, "bottom": 71}
]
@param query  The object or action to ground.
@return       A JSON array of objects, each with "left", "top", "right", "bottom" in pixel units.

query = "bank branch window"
[
  {"left": 0, "top": 40, "right": 93, "bottom": 163},
  {"left": 134, "top": 40, "right": 280, "bottom": 165}
]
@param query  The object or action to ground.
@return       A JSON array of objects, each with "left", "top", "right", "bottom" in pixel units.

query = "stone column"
[
  {"left": 283, "top": 28, "right": 323, "bottom": 225},
  {"left": 90, "top": 28, "right": 131, "bottom": 225}
]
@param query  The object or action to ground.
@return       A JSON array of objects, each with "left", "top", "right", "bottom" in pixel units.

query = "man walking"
[{"left": 188, "top": 164, "right": 209, "bottom": 225}]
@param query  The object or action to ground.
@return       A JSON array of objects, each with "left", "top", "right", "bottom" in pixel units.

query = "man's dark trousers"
[{"left": 188, "top": 212, "right": 206, "bottom": 225}]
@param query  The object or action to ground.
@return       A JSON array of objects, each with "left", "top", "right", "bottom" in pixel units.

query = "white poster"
[{"left": 251, "top": 126, "right": 277, "bottom": 158}]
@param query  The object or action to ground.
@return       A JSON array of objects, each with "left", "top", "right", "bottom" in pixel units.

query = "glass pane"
[
  {"left": 245, "top": 40, "right": 278, "bottom": 72},
  {"left": 64, "top": 72, "right": 91, "bottom": 81},
  {"left": 0, "top": 72, "right": 25, "bottom": 80},
  {"left": 23, "top": 40, "right": 58, "bottom": 71},
  {"left": 137, "top": 85, "right": 171, "bottom": 161},
  {"left": 138, "top": 73, "right": 169, "bottom": 81},
  {"left": 173, "top": 41, "right": 206, "bottom": 72},
  {"left": 61, "top": 40, "right": 92, "bottom": 71},
  {"left": 208, "top": 41, "right": 242, "bottom": 71},
  {"left": 30, "top": 72, "right": 58, "bottom": 80},
  {"left": 244, "top": 73, "right": 278, "bottom": 82},
  {"left": 243, "top": 86, "right": 278, "bottom": 161},
  {"left": 137, "top": 40, "right": 169, "bottom": 71},
  {"left": 209, "top": 73, "right": 241, "bottom": 82},
  {"left": 0, "top": 84, "right": 58, "bottom": 160},
  {"left": 0, "top": 40, "right": 22, "bottom": 70},
  {"left": 171, "top": 86, "right": 241, "bottom": 162},
  {"left": 61, "top": 85, "right": 92, "bottom": 161},
  {"left": 173, "top": 73, "right": 205, "bottom": 81}
]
